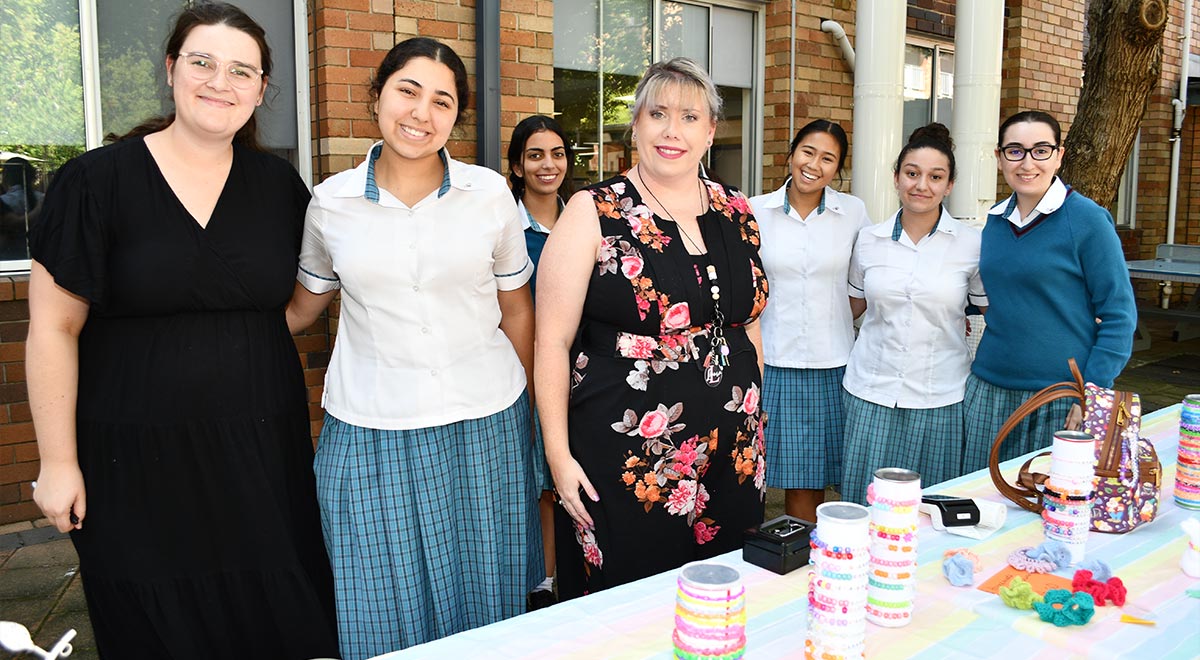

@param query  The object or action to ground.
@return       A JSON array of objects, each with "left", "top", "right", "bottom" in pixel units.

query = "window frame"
[
  {"left": 903, "top": 36, "right": 955, "bottom": 130},
  {"left": 0, "top": 0, "right": 311, "bottom": 275}
]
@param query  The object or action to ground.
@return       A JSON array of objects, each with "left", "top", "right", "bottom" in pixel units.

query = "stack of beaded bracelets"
[
  {"left": 672, "top": 562, "right": 747, "bottom": 660},
  {"left": 865, "top": 468, "right": 921, "bottom": 628},
  {"left": 1043, "top": 430, "right": 1097, "bottom": 565},
  {"left": 806, "top": 502, "right": 871, "bottom": 660},
  {"left": 1175, "top": 394, "right": 1200, "bottom": 510}
]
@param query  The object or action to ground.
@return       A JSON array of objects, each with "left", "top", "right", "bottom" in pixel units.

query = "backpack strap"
[{"left": 987, "top": 358, "right": 1085, "bottom": 513}]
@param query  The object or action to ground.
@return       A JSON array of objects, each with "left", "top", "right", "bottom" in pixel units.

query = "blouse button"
[
  {"left": 430, "top": 369, "right": 439, "bottom": 376},
  {"left": 412, "top": 285, "right": 420, "bottom": 292},
  {"left": 421, "top": 327, "right": 430, "bottom": 334}
]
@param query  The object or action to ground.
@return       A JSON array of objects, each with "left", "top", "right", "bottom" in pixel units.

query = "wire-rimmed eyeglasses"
[
  {"left": 175, "top": 52, "right": 264, "bottom": 90},
  {"left": 999, "top": 143, "right": 1060, "bottom": 162}
]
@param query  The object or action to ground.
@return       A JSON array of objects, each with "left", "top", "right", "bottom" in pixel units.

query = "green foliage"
[{"left": 0, "top": 0, "right": 86, "bottom": 147}]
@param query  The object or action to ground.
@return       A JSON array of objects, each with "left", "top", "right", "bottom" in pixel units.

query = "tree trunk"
[{"left": 1059, "top": 0, "right": 1168, "bottom": 208}]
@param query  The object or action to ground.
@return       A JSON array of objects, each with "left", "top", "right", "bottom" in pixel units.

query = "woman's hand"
[
  {"left": 1064, "top": 403, "right": 1083, "bottom": 431},
  {"left": 33, "top": 461, "right": 86, "bottom": 532},
  {"left": 550, "top": 455, "right": 598, "bottom": 530}
]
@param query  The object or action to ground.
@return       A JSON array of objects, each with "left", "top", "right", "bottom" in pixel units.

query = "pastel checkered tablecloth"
[{"left": 375, "top": 404, "right": 1200, "bottom": 659}]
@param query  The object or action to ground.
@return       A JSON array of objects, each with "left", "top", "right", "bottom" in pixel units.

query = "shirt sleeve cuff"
[
  {"left": 297, "top": 265, "right": 341, "bottom": 294},
  {"left": 495, "top": 257, "right": 533, "bottom": 292}
]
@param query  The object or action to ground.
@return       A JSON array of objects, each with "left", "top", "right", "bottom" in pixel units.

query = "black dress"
[
  {"left": 29, "top": 138, "right": 338, "bottom": 659},
  {"left": 555, "top": 175, "right": 769, "bottom": 598}
]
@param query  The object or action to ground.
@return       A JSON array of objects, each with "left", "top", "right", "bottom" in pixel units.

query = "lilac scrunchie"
[
  {"left": 1078, "top": 559, "right": 1112, "bottom": 582},
  {"left": 942, "top": 553, "right": 976, "bottom": 586},
  {"left": 1026, "top": 540, "right": 1071, "bottom": 568}
]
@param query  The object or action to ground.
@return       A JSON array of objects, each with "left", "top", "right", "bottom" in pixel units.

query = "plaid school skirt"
[
  {"left": 961, "top": 373, "right": 1074, "bottom": 474},
  {"left": 762, "top": 365, "right": 847, "bottom": 489},
  {"left": 314, "top": 391, "right": 543, "bottom": 660},
  {"left": 840, "top": 391, "right": 964, "bottom": 505}
]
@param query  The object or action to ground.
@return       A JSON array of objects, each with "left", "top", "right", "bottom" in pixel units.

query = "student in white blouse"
[
  {"left": 748, "top": 119, "right": 870, "bottom": 521},
  {"left": 840, "top": 123, "right": 987, "bottom": 505},
  {"left": 285, "top": 38, "right": 542, "bottom": 660}
]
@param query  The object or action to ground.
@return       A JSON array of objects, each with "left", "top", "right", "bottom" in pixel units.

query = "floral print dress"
[{"left": 555, "top": 174, "right": 769, "bottom": 599}]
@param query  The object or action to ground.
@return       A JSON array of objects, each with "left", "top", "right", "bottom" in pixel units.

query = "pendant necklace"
[{"left": 636, "top": 167, "right": 729, "bottom": 387}]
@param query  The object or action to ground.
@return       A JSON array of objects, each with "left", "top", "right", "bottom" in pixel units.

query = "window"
[
  {"left": 552, "top": 0, "right": 761, "bottom": 193},
  {"left": 902, "top": 41, "right": 954, "bottom": 141},
  {"left": 0, "top": 0, "right": 309, "bottom": 273}
]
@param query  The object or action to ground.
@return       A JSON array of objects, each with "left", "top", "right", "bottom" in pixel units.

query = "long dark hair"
[
  {"left": 788, "top": 119, "right": 849, "bottom": 175},
  {"left": 507, "top": 115, "right": 574, "bottom": 203},
  {"left": 894, "top": 122, "right": 956, "bottom": 181},
  {"left": 370, "top": 37, "right": 470, "bottom": 127},
  {"left": 109, "top": 2, "right": 272, "bottom": 150},
  {"left": 998, "top": 110, "right": 1062, "bottom": 147}
]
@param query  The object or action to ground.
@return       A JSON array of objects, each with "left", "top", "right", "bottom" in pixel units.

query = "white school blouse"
[
  {"left": 843, "top": 208, "right": 988, "bottom": 409},
  {"left": 749, "top": 184, "right": 871, "bottom": 368},
  {"left": 297, "top": 143, "right": 533, "bottom": 430}
]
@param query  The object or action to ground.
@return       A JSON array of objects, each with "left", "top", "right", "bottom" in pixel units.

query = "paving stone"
[
  {"left": 0, "top": 567, "right": 72, "bottom": 601},
  {"left": 39, "top": 609, "right": 96, "bottom": 658},
  {"left": 0, "top": 596, "right": 53, "bottom": 629},
  {"left": 3, "top": 539, "right": 77, "bottom": 570},
  {"left": 56, "top": 575, "right": 88, "bottom": 613}
]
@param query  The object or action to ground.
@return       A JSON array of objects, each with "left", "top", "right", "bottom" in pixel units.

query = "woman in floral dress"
[{"left": 535, "top": 58, "right": 768, "bottom": 598}]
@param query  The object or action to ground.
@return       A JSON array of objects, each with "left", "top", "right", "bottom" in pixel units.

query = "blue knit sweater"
[{"left": 972, "top": 189, "right": 1135, "bottom": 389}]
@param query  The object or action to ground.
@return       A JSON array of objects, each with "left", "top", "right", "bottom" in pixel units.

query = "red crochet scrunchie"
[{"left": 1071, "top": 569, "right": 1127, "bottom": 606}]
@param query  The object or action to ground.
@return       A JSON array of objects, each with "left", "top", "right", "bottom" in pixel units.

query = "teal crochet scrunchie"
[{"left": 1033, "top": 589, "right": 1095, "bottom": 627}]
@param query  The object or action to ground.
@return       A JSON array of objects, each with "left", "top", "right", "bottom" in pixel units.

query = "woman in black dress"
[
  {"left": 26, "top": 4, "right": 337, "bottom": 657},
  {"left": 535, "top": 58, "right": 768, "bottom": 598}
]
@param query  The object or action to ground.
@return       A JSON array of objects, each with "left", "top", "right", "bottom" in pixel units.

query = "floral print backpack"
[{"left": 988, "top": 358, "right": 1161, "bottom": 533}]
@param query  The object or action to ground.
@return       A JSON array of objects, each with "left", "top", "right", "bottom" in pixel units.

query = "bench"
[{"left": 1128, "top": 243, "right": 1200, "bottom": 351}]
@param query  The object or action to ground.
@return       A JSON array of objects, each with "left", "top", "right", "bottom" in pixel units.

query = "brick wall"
[
  {"left": 761, "top": 1, "right": 857, "bottom": 193},
  {"left": 0, "top": 277, "right": 36, "bottom": 525}
]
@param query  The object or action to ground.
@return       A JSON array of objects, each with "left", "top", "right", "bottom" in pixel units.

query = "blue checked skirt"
[
  {"left": 962, "top": 373, "right": 1073, "bottom": 474},
  {"left": 314, "top": 391, "right": 544, "bottom": 660},
  {"left": 840, "top": 391, "right": 964, "bottom": 505},
  {"left": 763, "top": 365, "right": 847, "bottom": 489}
]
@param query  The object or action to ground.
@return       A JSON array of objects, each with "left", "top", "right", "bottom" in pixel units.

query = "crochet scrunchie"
[
  {"left": 1078, "top": 559, "right": 1112, "bottom": 582},
  {"left": 999, "top": 577, "right": 1042, "bottom": 610},
  {"left": 942, "top": 553, "right": 976, "bottom": 587},
  {"left": 1008, "top": 541, "right": 1070, "bottom": 573},
  {"left": 1034, "top": 589, "right": 1095, "bottom": 627},
  {"left": 1072, "top": 569, "right": 1127, "bottom": 606}
]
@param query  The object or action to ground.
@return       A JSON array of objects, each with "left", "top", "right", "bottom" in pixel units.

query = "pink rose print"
[
  {"left": 617, "top": 333, "right": 656, "bottom": 359},
  {"left": 621, "top": 255, "right": 644, "bottom": 279},
  {"left": 666, "top": 479, "right": 698, "bottom": 516},
  {"left": 638, "top": 409, "right": 669, "bottom": 438},
  {"left": 694, "top": 483, "right": 710, "bottom": 517},
  {"left": 628, "top": 216, "right": 643, "bottom": 235},
  {"left": 574, "top": 521, "right": 604, "bottom": 569},
  {"left": 742, "top": 383, "right": 760, "bottom": 415},
  {"left": 662, "top": 302, "right": 691, "bottom": 330},
  {"left": 694, "top": 520, "right": 720, "bottom": 545}
]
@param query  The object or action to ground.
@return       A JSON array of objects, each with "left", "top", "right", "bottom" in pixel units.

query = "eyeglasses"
[
  {"left": 175, "top": 52, "right": 264, "bottom": 90},
  {"left": 1000, "top": 143, "right": 1060, "bottom": 162}
]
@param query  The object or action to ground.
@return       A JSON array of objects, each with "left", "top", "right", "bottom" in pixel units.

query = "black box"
[{"left": 742, "top": 515, "right": 814, "bottom": 575}]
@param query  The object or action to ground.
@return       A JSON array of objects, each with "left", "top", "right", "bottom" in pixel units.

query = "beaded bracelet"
[
  {"left": 1043, "top": 521, "right": 1088, "bottom": 539},
  {"left": 818, "top": 568, "right": 870, "bottom": 581},
  {"left": 864, "top": 605, "right": 911, "bottom": 620},
  {"left": 1042, "top": 499, "right": 1090, "bottom": 517},
  {"left": 870, "top": 522, "right": 918, "bottom": 535},
  {"left": 1041, "top": 484, "right": 1093, "bottom": 501},
  {"left": 872, "top": 568, "right": 912, "bottom": 580},
  {"left": 866, "top": 484, "right": 921, "bottom": 510},
  {"left": 868, "top": 577, "right": 907, "bottom": 591},
  {"left": 805, "top": 609, "right": 862, "bottom": 629},
  {"left": 804, "top": 638, "right": 866, "bottom": 660},
  {"left": 809, "top": 532, "right": 866, "bottom": 561},
  {"left": 871, "top": 556, "right": 917, "bottom": 568},
  {"left": 872, "top": 529, "right": 916, "bottom": 542},
  {"left": 867, "top": 595, "right": 911, "bottom": 609},
  {"left": 1034, "top": 589, "right": 1095, "bottom": 627}
]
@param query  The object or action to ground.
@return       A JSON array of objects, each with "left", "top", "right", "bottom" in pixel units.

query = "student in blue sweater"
[
  {"left": 962, "top": 111, "right": 1135, "bottom": 472},
  {"left": 507, "top": 114, "right": 574, "bottom": 609}
]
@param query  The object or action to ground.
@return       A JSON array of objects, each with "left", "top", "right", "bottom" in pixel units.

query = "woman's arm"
[
  {"left": 499, "top": 284, "right": 535, "bottom": 399},
  {"left": 286, "top": 282, "right": 336, "bottom": 334},
  {"left": 849, "top": 296, "right": 867, "bottom": 320},
  {"left": 746, "top": 319, "right": 764, "bottom": 378},
  {"left": 534, "top": 191, "right": 602, "bottom": 529},
  {"left": 26, "top": 261, "right": 90, "bottom": 532}
]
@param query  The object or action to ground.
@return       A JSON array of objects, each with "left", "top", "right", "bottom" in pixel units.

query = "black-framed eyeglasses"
[
  {"left": 1000, "top": 143, "right": 1060, "bottom": 162},
  {"left": 176, "top": 51, "right": 264, "bottom": 89}
]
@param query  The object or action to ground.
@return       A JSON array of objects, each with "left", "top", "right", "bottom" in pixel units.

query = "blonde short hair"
[{"left": 630, "top": 57, "right": 722, "bottom": 124}]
